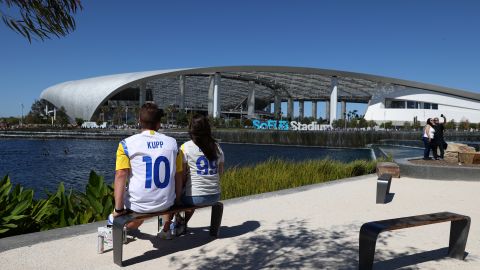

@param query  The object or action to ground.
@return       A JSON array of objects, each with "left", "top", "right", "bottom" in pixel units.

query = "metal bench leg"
[
  {"left": 376, "top": 180, "right": 389, "bottom": 204},
  {"left": 113, "top": 215, "right": 135, "bottom": 267},
  {"left": 448, "top": 218, "right": 470, "bottom": 259},
  {"left": 359, "top": 226, "right": 380, "bottom": 270},
  {"left": 209, "top": 202, "right": 223, "bottom": 237},
  {"left": 386, "top": 179, "right": 392, "bottom": 194}
]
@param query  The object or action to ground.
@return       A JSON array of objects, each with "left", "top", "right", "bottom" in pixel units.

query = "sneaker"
[
  {"left": 157, "top": 229, "right": 172, "bottom": 240},
  {"left": 175, "top": 213, "right": 187, "bottom": 236},
  {"left": 176, "top": 223, "right": 187, "bottom": 236}
]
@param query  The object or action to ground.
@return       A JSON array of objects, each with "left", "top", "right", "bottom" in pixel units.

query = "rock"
[
  {"left": 446, "top": 143, "right": 476, "bottom": 153},
  {"left": 458, "top": 152, "right": 480, "bottom": 164},
  {"left": 444, "top": 143, "right": 476, "bottom": 163},
  {"left": 376, "top": 162, "right": 400, "bottom": 178}
]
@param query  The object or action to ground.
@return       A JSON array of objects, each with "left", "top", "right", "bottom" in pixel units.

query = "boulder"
[
  {"left": 376, "top": 162, "right": 400, "bottom": 178},
  {"left": 444, "top": 143, "right": 476, "bottom": 163},
  {"left": 458, "top": 152, "right": 480, "bottom": 165}
]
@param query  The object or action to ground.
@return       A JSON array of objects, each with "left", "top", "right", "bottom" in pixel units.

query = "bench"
[
  {"left": 359, "top": 212, "right": 470, "bottom": 270},
  {"left": 376, "top": 174, "right": 392, "bottom": 204},
  {"left": 112, "top": 202, "right": 223, "bottom": 267}
]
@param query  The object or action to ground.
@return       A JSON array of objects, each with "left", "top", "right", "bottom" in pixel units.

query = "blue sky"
[{"left": 1, "top": 0, "right": 480, "bottom": 117}]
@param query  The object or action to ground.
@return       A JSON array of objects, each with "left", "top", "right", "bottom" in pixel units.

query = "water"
[{"left": 0, "top": 139, "right": 372, "bottom": 197}]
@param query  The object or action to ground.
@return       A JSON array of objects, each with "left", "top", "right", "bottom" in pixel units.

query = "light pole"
[{"left": 20, "top": 103, "right": 24, "bottom": 126}]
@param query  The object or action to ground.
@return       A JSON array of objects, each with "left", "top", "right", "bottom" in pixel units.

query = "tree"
[
  {"left": 380, "top": 121, "right": 393, "bottom": 130},
  {"left": 99, "top": 105, "right": 110, "bottom": 122},
  {"left": 25, "top": 99, "right": 49, "bottom": 124},
  {"left": 357, "top": 118, "right": 367, "bottom": 129},
  {"left": 75, "top": 117, "right": 83, "bottom": 126},
  {"left": 176, "top": 110, "right": 188, "bottom": 127},
  {"left": 331, "top": 119, "right": 345, "bottom": 129},
  {"left": 367, "top": 120, "right": 377, "bottom": 130},
  {"left": 1, "top": 0, "right": 82, "bottom": 42},
  {"left": 445, "top": 119, "right": 456, "bottom": 130},
  {"left": 55, "top": 106, "right": 70, "bottom": 126},
  {"left": 459, "top": 120, "right": 470, "bottom": 131},
  {"left": 403, "top": 121, "right": 412, "bottom": 130},
  {"left": 469, "top": 122, "right": 478, "bottom": 131},
  {"left": 412, "top": 121, "right": 421, "bottom": 130}
]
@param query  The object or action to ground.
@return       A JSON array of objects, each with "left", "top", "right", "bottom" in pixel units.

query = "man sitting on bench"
[{"left": 112, "top": 102, "right": 183, "bottom": 237}]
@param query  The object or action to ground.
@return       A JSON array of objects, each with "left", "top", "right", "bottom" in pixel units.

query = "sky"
[{"left": 1, "top": 0, "right": 480, "bottom": 117}]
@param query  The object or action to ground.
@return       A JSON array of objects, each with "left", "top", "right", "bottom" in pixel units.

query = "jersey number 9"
[{"left": 196, "top": 156, "right": 218, "bottom": 175}]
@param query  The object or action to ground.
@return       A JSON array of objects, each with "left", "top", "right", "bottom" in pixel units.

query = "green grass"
[{"left": 221, "top": 159, "right": 377, "bottom": 200}]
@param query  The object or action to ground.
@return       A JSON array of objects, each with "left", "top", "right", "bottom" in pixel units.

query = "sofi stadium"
[{"left": 40, "top": 66, "right": 480, "bottom": 125}]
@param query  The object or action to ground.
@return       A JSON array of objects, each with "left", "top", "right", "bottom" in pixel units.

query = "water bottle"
[{"left": 107, "top": 213, "right": 114, "bottom": 228}]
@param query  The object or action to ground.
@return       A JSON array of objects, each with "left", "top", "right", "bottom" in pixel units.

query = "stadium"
[{"left": 40, "top": 66, "right": 480, "bottom": 126}]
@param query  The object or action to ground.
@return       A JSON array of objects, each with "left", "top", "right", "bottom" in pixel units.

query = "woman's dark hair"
[
  {"left": 189, "top": 114, "right": 218, "bottom": 161},
  {"left": 426, "top": 118, "right": 434, "bottom": 127}
]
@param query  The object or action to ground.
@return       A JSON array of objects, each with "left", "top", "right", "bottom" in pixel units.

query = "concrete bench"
[
  {"left": 112, "top": 202, "right": 223, "bottom": 266},
  {"left": 359, "top": 212, "right": 470, "bottom": 270},
  {"left": 376, "top": 174, "right": 392, "bottom": 204},
  {"left": 376, "top": 162, "right": 400, "bottom": 178}
]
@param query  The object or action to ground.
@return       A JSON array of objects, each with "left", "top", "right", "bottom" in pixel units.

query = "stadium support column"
[
  {"left": 179, "top": 75, "right": 185, "bottom": 110},
  {"left": 213, "top": 73, "right": 221, "bottom": 118},
  {"left": 329, "top": 77, "right": 338, "bottom": 125},
  {"left": 274, "top": 95, "right": 281, "bottom": 118},
  {"left": 139, "top": 82, "right": 146, "bottom": 106},
  {"left": 287, "top": 97, "right": 293, "bottom": 119},
  {"left": 299, "top": 100, "right": 304, "bottom": 119},
  {"left": 325, "top": 100, "right": 330, "bottom": 122},
  {"left": 247, "top": 81, "right": 255, "bottom": 118},
  {"left": 341, "top": 100, "right": 346, "bottom": 120},
  {"left": 312, "top": 100, "right": 317, "bottom": 119},
  {"left": 208, "top": 75, "right": 214, "bottom": 117}
]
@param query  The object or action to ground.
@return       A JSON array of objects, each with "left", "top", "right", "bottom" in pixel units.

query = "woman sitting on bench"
[{"left": 176, "top": 114, "right": 225, "bottom": 233}]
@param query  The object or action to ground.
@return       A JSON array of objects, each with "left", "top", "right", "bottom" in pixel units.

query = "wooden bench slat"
[{"left": 129, "top": 205, "right": 210, "bottom": 220}]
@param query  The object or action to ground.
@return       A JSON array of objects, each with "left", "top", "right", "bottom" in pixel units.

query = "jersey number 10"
[{"left": 142, "top": 155, "right": 170, "bottom": 189}]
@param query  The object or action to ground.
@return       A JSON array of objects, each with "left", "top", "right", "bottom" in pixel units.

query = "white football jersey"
[
  {"left": 120, "top": 130, "right": 178, "bottom": 213},
  {"left": 180, "top": 140, "right": 224, "bottom": 196}
]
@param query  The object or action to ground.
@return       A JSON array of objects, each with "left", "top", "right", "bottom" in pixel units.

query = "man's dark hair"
[{"left": 139, "top": 103, "right": 163, "bottom": 130}]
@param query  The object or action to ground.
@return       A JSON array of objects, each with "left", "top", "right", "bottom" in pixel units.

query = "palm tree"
[{"left": 100, "top": 105, "right": 110, "bottom": 122}]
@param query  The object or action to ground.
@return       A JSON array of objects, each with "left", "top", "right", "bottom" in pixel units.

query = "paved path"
[{"left": 1, "top": 174, "right": 479, "bottom": 269}]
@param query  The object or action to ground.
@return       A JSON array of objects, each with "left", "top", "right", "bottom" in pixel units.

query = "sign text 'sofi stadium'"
[{"left": 252, "top": 119, "right": 331, "bottom": 131}]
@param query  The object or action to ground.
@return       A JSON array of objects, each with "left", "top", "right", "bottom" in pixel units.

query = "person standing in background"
[
  {"left": 423, "top": 118, "right": 435, "bottom": 160},
  {"left": 433, "top": 114, "right": 447, "bottom": 159}
]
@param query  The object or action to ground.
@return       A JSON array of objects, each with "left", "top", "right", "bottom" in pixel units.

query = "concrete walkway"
[{"left": 1, "top": 174, "right": 479, "bottom": 269}]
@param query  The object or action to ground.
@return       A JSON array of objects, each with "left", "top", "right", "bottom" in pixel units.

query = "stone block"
[
  {"left": 458, "top": 152, "right": 480, "bottom": 164},
  {"left": 376, "top": 162, "right": 400, "bottom": 178},
  {"left": 444, "top": 143, "right": 476, "bottom": 163}
]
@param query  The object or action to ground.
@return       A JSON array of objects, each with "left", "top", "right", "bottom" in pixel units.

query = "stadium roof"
[{"left": 40, "top": 66, "right": 480, "bottom": 120}]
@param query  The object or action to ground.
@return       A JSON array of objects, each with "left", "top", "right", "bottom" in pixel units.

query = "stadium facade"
[{"left": 40, "top": 66, "right": 480, "bottom": 125}]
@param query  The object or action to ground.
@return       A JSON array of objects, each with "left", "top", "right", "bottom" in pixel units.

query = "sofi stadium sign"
[{"left": 252, "top": 119, "right": 331, "bottom": 131}]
